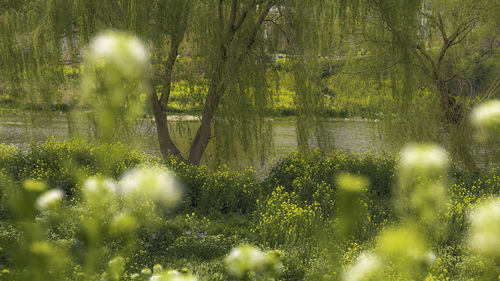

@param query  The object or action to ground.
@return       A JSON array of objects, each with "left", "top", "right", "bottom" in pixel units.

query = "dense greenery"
[
  {"left": 2, "top": 0, "right": 499, "bottom": 164},
  {"left": 0, "top": 139, "right": 499, "bottom": 280},
  {"left": 1, "top": 1, "right": 500, "bottom": 280}
]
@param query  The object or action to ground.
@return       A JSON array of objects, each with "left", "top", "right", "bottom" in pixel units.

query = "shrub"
[
  {"left": 265, "top": 150, "right": 395, "bottom": 228},
  {"left": 0, "top": 139, "right": 146, "bottom": 197},
  {"left": 253, "top": 186, "right": 323, "bottom": 248}
]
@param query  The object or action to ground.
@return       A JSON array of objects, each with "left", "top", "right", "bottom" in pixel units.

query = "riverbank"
[{"left": 0, "top": 111, "right": 387, "bottom": 170}]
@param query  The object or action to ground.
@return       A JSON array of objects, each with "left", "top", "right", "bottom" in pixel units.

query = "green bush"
[
  {"left": 197, "top": 168, "right": 262, "bottom": 214},
  {"left": 253, "top": 186, "right": 323, "bottom": 248},
  {"left": 0, "top": 139, "right": 263, "bottom": 216},
  {"left": 265, "top": 150, "right": 396, "bottom": 229},
  {"left": 0, "top": 139, "right": 146, "bottom": 197}
]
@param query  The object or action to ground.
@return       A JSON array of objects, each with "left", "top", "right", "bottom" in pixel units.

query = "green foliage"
[
  {"left": 265, "top": 150, "right": 395, "bottom": 226},
  {"left": 196, "top": 168, "right": 261, "bottom": 215},
  {"left": 0, "top": 139, "right": 145, "bottom": 196},
  {"left": 253, "top": 186, "right": 323, "bottom": 248},
  {"left": 0, "top": 138, "right": 500, "bottom": 280}
]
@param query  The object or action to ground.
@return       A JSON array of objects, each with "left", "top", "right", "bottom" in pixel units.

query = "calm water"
[{"left": 0, "top": 112, "right": 387, "bottom": 168}]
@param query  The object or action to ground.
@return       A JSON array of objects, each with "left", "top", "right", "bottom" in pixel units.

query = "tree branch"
[
  {"left": 229, "top": 0, "right": 238, "bottom": 31},
  {"left": 437, "top": 13, "right": 448, "bottom": 42}
]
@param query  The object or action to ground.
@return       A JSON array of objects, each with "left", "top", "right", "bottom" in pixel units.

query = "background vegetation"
[{"left": 1, "top": 0, "right": 500, "bottom": 280}]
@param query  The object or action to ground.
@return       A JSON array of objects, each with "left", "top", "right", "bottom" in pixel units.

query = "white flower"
[
  {"left": 127, "top": 37, "right": 148, "bottom": 65},
  {"left": 108, "top": 256, "right": 125, "bottom": 280},
  {"left": 92, "top": 35, "right": 114, "bottom": 58},
  {"left": 471, "top": 100, "right": 500, "bottom": 142},
  {"left": 469, "top": 198, "right": 500, "bottom": 257},
  {"left": 399, "top": 144, "right": 448, "bottom": 181},
  {"left": 83, "top": 177, "right": 117, "bottom": 198},
  {"left": 153, "top": 264, "right": 163, "bottom": 274},
  {"left": 224, "top": 245, "right": 281, "bottom": 277},
  {"left": 89, "top": 31, "right": 148, "bottom": 68},
  {"left": 35, "top": 189, "right": 63, "bottom": 210},
  {"left": 119, "top": 167, "right": 182, "bottom": 207},
  {"left": 427, "top": 251, "right": 437, "bottom": 264},
  {"left": 141, "top": 268, "right": 152, "bottom": 275},
  {"left": 343, "top": 252, "right": 381, "bottom": 281}
]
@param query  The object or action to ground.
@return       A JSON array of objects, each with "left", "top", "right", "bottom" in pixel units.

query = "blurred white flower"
[
  {"left": 119, "top": 167, "right": 182, "bottom": 207},
  {"left": 89, "top": 31, "right": 149, "bottom": 71},
  {"left": 83, "top": 177, "right": 117, "bottom": 198},
  {"left": 343, "top": 252, "right": 381, "bottom": 281},
  {"left": 35, "top": 189, "right": 63, "bottom": 210},
  {"left": 469, "top": 198, "right": 500, "bottom": 257},
  {"left": 471, "top": 100, "right": 500, "bottom": 142},
  {"left": 225, "top": 244, "right": 281, "bottom": 278},
  {"left": 92, "top": 35, "right": 114, "bottom": 58},
  {"left": 141, "top": 268, "right": 152, "bottom": 276},
  {"left": 399, "top": 144, "right": 448, "bottom": 181},
  {"left": 82, "top": 31, "right": 150, "bottom": 141},
  {"left": 128, "top": 37, "right": 148, "bottom": 65},
  {"left": 427, "top": 251, "right": 437, "bottom": 264}
]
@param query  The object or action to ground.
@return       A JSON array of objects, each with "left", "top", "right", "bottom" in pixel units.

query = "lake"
[{"left": 0, "top": 112, "right": 387, "bottom": 170}]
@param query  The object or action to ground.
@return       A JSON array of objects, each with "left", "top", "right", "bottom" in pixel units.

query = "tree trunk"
[
  {"left": 185, "top": 0, "right": 276, "bottom": 165},
  {"left": 150, "top": 93, "right": 184, "bottom": 161},
  {"left": 437, "top": 80, "right": 463, "bottom": 124},
  {"left": 187, "top": 63, "right": 222, "bottom": 165},
  {"left": 149, "top": 33, "right": 186, "bottom": 162}
]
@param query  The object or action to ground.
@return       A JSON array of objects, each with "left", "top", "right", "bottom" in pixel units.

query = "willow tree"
[
  {"left": 1, "top": 0, "right": 338, "bottom": 165},
  {"left": 352, "top": 0, "right": 500, "bottom": 122},
  {"left": 336, "top": 0, "right": 500, "bottom": 167},
  {"left": 3, "top": 1, "right": 468, "bottom": 165}
]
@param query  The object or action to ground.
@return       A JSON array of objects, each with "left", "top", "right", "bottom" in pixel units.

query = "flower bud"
[
  {"left": 153, "top": 264, "right": 163, "bottom": 274},
  {"left": 107, "top": 256, "right": 125, "bottom": 281},
  {"left": 24, "top": 179, "right": 46, "bottom": 192},
  {"left": 141, "top": 268, "right": 152, "bottom": 276},
  {"left": 335, "top": 173, "right": 369, "bottom": 237},
  {"left": 149, "top": 270, "right": 197, "bottom": 281},
  {"left": 110, "top": 213, "right": 138, "bottom": 234},
  {"left": 336, "top": 173, "right": 369, "bottom": 193},
  {"left": 30, "top": 241, "right": 52, "bottom": 256}
]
